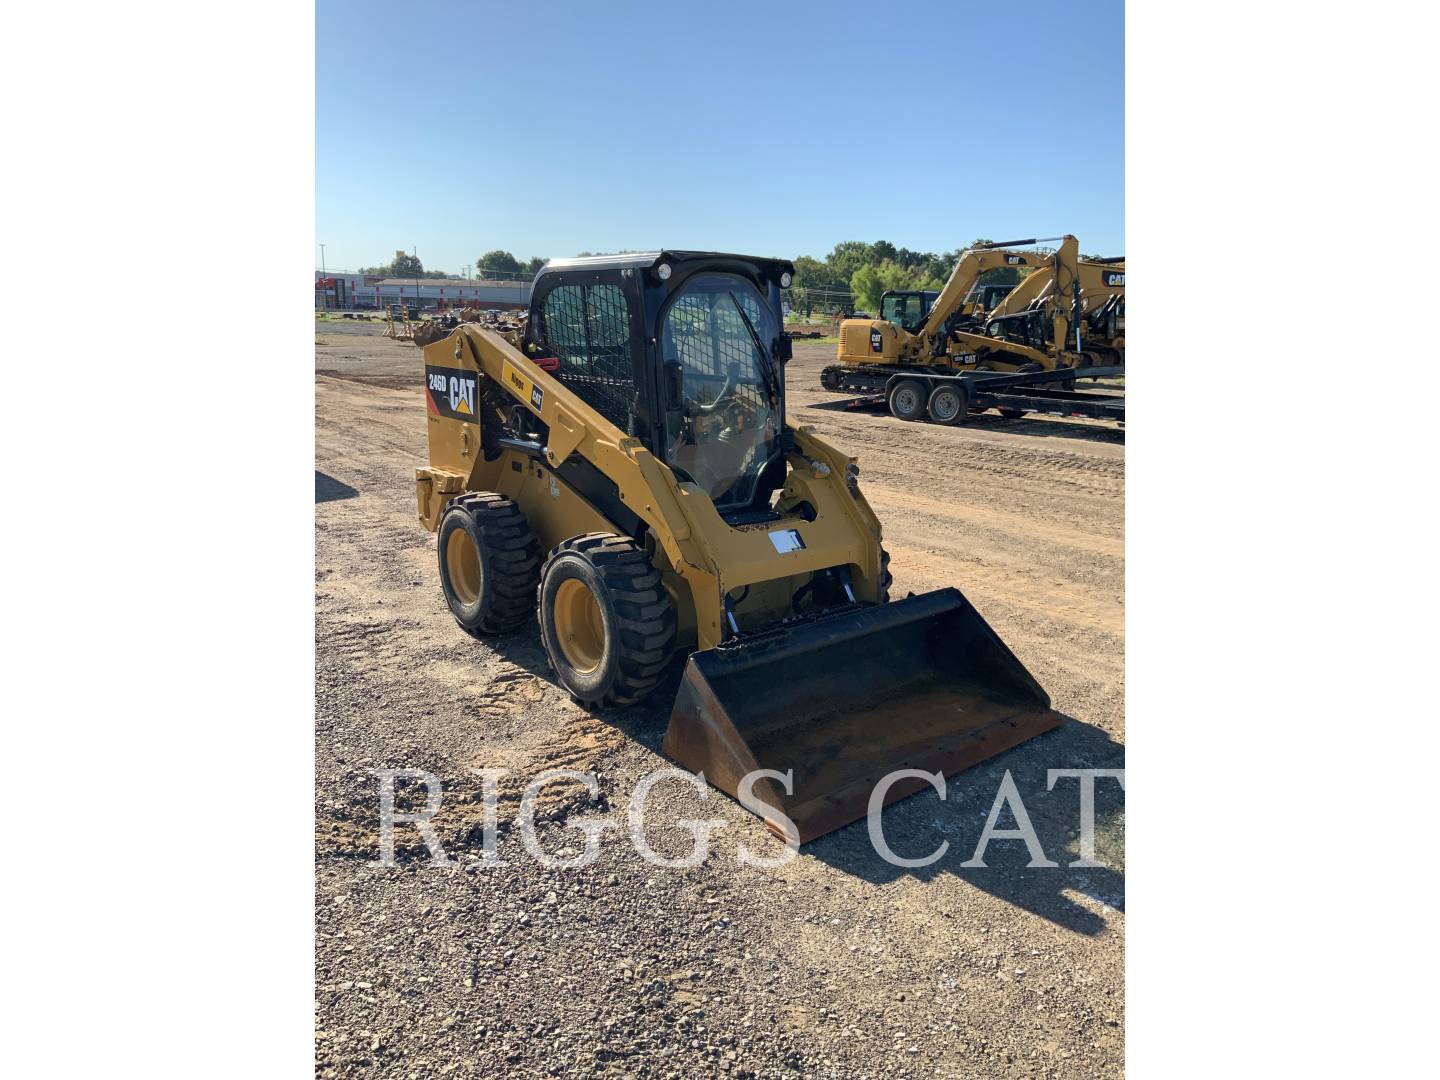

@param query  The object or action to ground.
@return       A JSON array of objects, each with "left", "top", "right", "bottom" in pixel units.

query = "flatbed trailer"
[{"left": 820, "top": 363, "right": 1125, "bottom": 425}]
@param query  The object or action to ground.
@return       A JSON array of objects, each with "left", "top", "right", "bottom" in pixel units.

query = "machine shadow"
[
  {"left": 478, "top": 628, "right": 684, "bottom": 745},
  {"left": 316, "top": 471, "right": 359, "bottom": 502},
  {"left": 803, "top": 398, "right": 1124, "bottom": 445},
  {"left": 804, "top": 714, "right": 1125, "bottom": 936}
]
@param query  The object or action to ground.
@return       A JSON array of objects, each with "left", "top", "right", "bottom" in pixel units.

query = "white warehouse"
[{"left": 316, "top": 272, "right": 531, "bottom": 311}]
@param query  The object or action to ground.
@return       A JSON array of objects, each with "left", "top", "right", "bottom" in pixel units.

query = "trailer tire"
[
  {"left": 538, "top": 533, "right": 676, "bottom": 709},
  {"left": 926, "top": 383, "right": 968, "bottom": 425},
  {"left": 437, "top": 493, "right": 542, "bottom": 636},
  {"left": 999, "top": 409, "right": 1026, "bottom": 420},
  {"left": 888, "top": 379, "right": 928, "bottom": 422}
]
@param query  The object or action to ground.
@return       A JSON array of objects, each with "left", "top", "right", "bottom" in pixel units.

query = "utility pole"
[
  {"left": 319, "top": 243, "right": 327, "bottom": 310},
  {"left": 413, "top": 246, "right": 420, "bottom": 315}
]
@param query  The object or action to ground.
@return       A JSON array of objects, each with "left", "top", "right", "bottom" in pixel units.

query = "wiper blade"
[{"left": 727, "top": 292, "right": 779, "bottom": 402}]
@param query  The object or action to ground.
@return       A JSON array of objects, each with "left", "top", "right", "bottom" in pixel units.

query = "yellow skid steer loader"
[{"left": 417, "top": 251, "right": 1060, "bottom": 844}]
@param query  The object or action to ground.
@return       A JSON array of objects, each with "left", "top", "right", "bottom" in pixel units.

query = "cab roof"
[{"left": 539, "top": 250, "right": 795, "bottom": 279}]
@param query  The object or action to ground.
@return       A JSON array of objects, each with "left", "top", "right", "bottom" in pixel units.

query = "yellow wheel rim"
[
  {"left": 445, "top": 528, "right": 482, "bottom": 606},
  {"left": 554, "top": 578, "right": 606, "bottom": 675}
]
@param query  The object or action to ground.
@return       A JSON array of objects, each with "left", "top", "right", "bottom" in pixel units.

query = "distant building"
[
  {"left": 314, "top": 272, "right": 373, "bottom": 309},
  {"left": 316, "top": 271, "right": 530, "bottom": 311}
]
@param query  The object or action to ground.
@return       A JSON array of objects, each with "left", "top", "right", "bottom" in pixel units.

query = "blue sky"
[{"left": 317, "top": 0, "right": 1123, "bottom": 274}]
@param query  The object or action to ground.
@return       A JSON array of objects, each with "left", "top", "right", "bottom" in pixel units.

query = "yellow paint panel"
[{"left": 500, "top": 360, "right": 533, "bottom": 410}]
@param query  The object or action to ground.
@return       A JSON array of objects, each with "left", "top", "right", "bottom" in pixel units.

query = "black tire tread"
[
  {"left": 542, "top": 532, "right": 677, "bottom": 707},
  {"left": 447, "top": 492, "right": 541, "bottom": 635}
]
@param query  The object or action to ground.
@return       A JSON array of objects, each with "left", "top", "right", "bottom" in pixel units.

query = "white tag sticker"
[{"left": 768, "top": 529, "right": 806, "bottom": 554}]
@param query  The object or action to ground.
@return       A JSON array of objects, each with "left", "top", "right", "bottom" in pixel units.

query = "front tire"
[
  {"left": 437, "top": 493, "right": 542, "bottom": 636},
  {"left": 539, "top": 534, "right": 676, "bottom": 708}
]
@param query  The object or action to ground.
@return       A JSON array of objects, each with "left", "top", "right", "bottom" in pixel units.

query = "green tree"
[
  {"left": 525, "top": 255, "right": 547, "bottom": 275},
  {"left": 791, "top": 254, "right": 846, "bottom": 291},
  {"left": 850, "top": 258, "right": 950, "bottom": 312},
  {"left": 390, "top": 251, "right": 423, "bottom": 278},
  {"left": 850, "top": 260, "right": 917, "bottom": 312},
  {"left": 826, "top": 241, "right": 877, "bottom": 282},
  {"left": 477, "top": 250, "right": 522, "bottom": 277},
  {"left": 849, "top": 266, "right": 882, "bottom": 313}
]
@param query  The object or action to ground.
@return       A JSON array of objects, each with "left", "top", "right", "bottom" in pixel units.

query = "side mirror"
[{"left": 775, "top": 336, "right": 793, "bottom": 364}]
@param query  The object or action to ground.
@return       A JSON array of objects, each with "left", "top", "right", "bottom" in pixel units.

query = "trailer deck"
[{"left": 820, "top": 362, "right": 1125, "bottom": 425}]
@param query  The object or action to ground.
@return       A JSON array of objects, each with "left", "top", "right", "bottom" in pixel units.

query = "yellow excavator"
[
  {"left": 417, "top": 251, "right": 1060, "bottom": 844},
  {"left": 826, "top": 235, "right": 1125, "bottom": 382},
  {"left": 986, "top": 255, "right": 1124, "bottom": 362},
  {"left": 872, "top": 281, "right": 1016, "bottom": 339}
]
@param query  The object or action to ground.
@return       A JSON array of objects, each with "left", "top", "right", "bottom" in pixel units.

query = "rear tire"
[
  {"left": 888, "top": 379, "right": 927, "bottom": 421},
  {"left": 538, "top": 533, "right": 676, "bottom": 708},
  {"left": 437, "top": 493, "right": 542, "bottom": 636},
  {"left": 926, "top": 383, "right": 967, "bottom": 425}
]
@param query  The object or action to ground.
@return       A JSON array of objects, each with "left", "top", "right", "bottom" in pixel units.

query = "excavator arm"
[
  {"left": 913, "top": 238, "right": 1063, "bottom": 356},
  {"left": 990, "top": 253, "right": 1123, "bottom": 320}
]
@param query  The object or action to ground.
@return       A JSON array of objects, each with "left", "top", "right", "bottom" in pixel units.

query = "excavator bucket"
[{"left": 662, "top": 588, "right": 1062, "bottom": 845}]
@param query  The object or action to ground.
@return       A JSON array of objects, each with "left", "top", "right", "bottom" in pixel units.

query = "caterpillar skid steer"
[{"left": 417, "top": 251, "right": 1060, "bottom": 844}]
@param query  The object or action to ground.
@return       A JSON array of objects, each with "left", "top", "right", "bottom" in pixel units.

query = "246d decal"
[{"left": 425, "top": 366, "right": 478, "bottom": 421}]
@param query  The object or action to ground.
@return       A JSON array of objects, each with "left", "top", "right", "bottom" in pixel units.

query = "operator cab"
[
  {"left": 975, "top": 282, "right": 1015, "bottom": 312},
  {"left": 879, "top": 283, "right": 1018, "bottom": 335},
  {"left": 523, "top": 251, "right": 794, "bottom": 522},
  {"left": 879, "top": 289, "right": 938, "bottom": 333}
]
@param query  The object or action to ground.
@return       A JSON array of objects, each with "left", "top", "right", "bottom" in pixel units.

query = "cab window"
[
  {"left": 538, "top": 283, "right": 636, "bottom": 431},
  {"left": 659, "top": 273, "right": 781, "bottom": 512}
]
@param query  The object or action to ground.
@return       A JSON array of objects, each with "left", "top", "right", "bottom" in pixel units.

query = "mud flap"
[{"left": 662, "top": 588, "right": 1062, "bottom": 845}]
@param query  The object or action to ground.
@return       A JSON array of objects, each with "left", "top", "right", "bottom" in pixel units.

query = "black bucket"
[{"left": 662, "top": 588, "right": 1062, "bottom": 844}]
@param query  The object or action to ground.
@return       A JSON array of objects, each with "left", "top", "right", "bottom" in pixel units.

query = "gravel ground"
[{"left": 315, "top": 326, "right": 1125, "bottom": 1078}]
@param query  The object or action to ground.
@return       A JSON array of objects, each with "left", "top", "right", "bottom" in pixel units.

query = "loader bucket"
[{"left": 662, "top": 588, "right": 1062, "bottom": 845}]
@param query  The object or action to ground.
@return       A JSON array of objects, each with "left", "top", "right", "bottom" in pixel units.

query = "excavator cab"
[{"left": 879, "top": 290, "right": 937, "bottom": 332}]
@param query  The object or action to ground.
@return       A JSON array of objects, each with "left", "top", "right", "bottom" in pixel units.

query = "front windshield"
[
  {"left": 881, "top": 293, "right": 926, "bottom": 331},
  {"left": 661, "top": 273, "right": 781, "bottom": 511}
]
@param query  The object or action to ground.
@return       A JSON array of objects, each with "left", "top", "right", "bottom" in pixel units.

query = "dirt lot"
[{"left": 315, "top": 324, "right": 1125, "bottom": 1078}]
